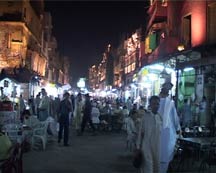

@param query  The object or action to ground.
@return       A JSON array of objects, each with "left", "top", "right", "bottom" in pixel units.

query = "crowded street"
[{"left": 1, "top": 1, "right": 216, "bottom": 173}]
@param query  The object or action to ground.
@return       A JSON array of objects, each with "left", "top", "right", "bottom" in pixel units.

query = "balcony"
[
  {"left": 0, "top": 12, "right": 22, "bottom": 22},
  {"left": 147, "top": 36, "right": 179, "bottom": 64},
  {"left": 147, "top": 1, "right": 167, "bottom": 32},
  {"left": 148, "top": 1, "right": 167, "bottom": 18}
]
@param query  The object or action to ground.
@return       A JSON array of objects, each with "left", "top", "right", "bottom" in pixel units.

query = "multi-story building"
[
  {"left": 144, "top": 0, "right": 216, "bottom": 126},
  {"left": 0, "top": 0, "right": 71, "bottom": 99},
  {"left": 63, "top": 56, "right": 70, "bottom": 84},
  {"left": 89, "top": 65, "right": 98, "bottom": 91},
  {"left": 0, "top": 0, "right": 46, "bottom": 99},
  {"left": 97, "top": 52, "right": 107, "bottom": 91}
]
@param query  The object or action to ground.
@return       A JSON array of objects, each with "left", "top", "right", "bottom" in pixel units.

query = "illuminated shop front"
[
  {"left": 137, "top": 63, "right": 176, "bottom": 108},
  {"left": 177, "top": 63, "right": 216, "bottom": 127},
  {"left": 0, "top": 77, "right": 21, "bottom": 101},
  {"left": 177, "top": 67, "right": 196, "bottom": 109}
]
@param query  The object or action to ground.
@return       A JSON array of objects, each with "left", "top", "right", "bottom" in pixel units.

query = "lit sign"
[{"left": 77, "top": 78, "right": 85, "bottom": 88}]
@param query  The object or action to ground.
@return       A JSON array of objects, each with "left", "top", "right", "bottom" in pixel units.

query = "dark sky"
[{"left": 45, "top": 1, "right": 149, "bottom": 83}]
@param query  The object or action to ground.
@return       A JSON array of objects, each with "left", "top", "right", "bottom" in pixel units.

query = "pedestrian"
[
  {"left": 199, "top": 96, "right": 207, "bottom": 126},
  {"left": 126, "top": 110, "right": 138, "bottom": 151},
  {"left": 19, "top": 94, "right": 26, "bottom": 120},
  {"left": 74, "top": 93, "right": 83, "bottom": 135},
  {"left": 0, "top": 125, "right": 12, "bottom": 160},
  {"left": 136, "top": 95, "right": 162, "bottom": 173},
  {"left": 80, "top": 94, "right": 96, "bottom": 135},
  {"left": 180, "top": 98, "right": 192, "bottom": 127},
  {"left": 34, "top": 93, "right": 41, "bottom": 119},
  {"left": 58, "top": 92, "right": 72, "bottom": 146},
  {"left": 38, "top": 88, "right": 50, "bottom": 121},
  {"left": 158, "top": 86, "right": 181, "bottom": 173}
]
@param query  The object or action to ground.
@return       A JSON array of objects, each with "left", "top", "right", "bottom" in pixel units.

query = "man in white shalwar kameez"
[
  {"left": 136, "top": 96, "right": 162, "bottom": 173},
  {"left": 158, "top": 87, "right": 181, "bottom": 173}
]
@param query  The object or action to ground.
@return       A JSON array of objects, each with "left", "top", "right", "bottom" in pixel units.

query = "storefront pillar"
[{"left": 175, "top": 69, "right": 179, "bottom": 108}]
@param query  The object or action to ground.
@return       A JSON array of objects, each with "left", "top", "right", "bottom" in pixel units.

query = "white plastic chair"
[
  {"left": 2, "top": 123, "right": 23, "bottom": 143},
  {"left": 31, "top": 121, "right": 48, "bottom": 150}
]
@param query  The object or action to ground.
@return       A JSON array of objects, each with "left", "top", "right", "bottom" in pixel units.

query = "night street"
[
  {"left": 23, "top": 129, "right": 137, "bottom": 173},
  {"left": 1, "top": 1, "right": 216, "bottom": 173},
  {"left": 22, "top": 128, "right": 215, "bottom": 173}
]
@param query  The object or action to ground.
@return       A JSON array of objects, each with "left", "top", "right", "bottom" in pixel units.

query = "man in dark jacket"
[
  {"left": 80, "top": 94, "right": 96, "bottom": 135},
  {"left": 58, "top": 92, "right": 71, "bottom": 146}
]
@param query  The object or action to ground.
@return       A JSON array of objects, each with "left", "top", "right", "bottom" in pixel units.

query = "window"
[
  {"left": 208, "top": 3, "right": 216, "bottom": 43},
  {"left": 182, "top": 15, "right": 191, "bottom": 47},
  {"left": 132, "top": 63, "right": 135, "bottom": 71},
  {"left": 11, "top": 30, "right": 22, "bottom": 42}
]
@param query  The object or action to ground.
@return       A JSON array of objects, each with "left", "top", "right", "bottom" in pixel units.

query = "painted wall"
[{"left": 181, "top": 0, "right": 207, "bottom": 47}]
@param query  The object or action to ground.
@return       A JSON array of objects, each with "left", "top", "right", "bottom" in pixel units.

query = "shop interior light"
[
  {"left": 148, "top": 73, "right": 158, "bottom": 81},
  {"left": 177, "top": 44, "right": 185, "bottom": 51},
  {"left": 183, "top": 67, "right": 194, "bottom": 72}
]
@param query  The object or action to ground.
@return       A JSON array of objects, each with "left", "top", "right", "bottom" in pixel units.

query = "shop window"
[
  {"left": 208, "top": 3, "right": 216, "bottom": 43},
  {"left": 182, "top": 15, "right": 191, "bottom": 47}
]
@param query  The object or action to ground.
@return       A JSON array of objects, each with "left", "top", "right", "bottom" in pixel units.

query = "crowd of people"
[{"left": 1, "top": 83, "right": 183, "bottom": 173}]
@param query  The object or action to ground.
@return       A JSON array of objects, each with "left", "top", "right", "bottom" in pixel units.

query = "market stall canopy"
[{"left": 61, "top": 84, "right": 71, "bottom": 91}]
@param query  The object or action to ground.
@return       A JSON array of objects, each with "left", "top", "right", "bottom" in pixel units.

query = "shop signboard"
[{"left": 196, "top": 74, "right": 204, "bottom": 101}]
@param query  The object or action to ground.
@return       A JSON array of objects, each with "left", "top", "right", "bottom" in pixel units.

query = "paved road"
[
  {"left": 23, "top": 128, "right": 215, "bottom": 173},
  {"left": 23, "top": 129, "right": 136, "bottom": 173}
]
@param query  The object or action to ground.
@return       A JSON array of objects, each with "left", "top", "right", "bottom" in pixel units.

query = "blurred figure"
[
  {"left": 70, "top": 94, "right": 75, "bottom": 115},
  {"left": 58, "top": 92, "right": 71, "bottom": 146},
  {"left": 137, "top": 106, "right": 146, "bottom": 119},
  {"left": 34, "top": 93, "right": 41, "bottom": 119},
  {"left": 53, "top": 96, "right": 61, "bottom": 121},
  {"left": 0, "top": 125, "right": 12, "bottom": 160},
  {"left": 136, "top": 96, "right": 162, "bottom": 173},
  {"left": 80, "top": 94, "right": 96, "bottom": 135},
  {"left": 126, "top": 97, "right": 133, "bottom": 111},
  {"left": 158, "top": 87, "right": 181, "bottom": 173},
  {"left": 91, "top": 102, "right": 100, "bottom": 128},
  {"left": 199, "top": 96, "right": 207, "bottom": 126},
  {"left": 19, "top": 94, "right": 26, "bottom": 117},
  {"left": 122, "top": 105, "right": 129, "bottom": 130},
  {"left": 100, "top": 101, "right": 111, "bottom": 124},
  {"left": 126, "top": 110, "right": 138, "bottom": 151},
  {"left": 38, "top": 88, "right": 50, "bottom": 121},
  {"left": 23, "top": 109, "right": 39, "bottom": 128},
  {"left": 180, "top": 99, "right": 192, "bottom": 127},
  {"left": 74, "top": 93, "right": 83, "bottom": 135}
]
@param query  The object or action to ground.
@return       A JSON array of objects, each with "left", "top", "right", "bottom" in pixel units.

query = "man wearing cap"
[{"left": 158, "top": 84, "right": 181, "bottom": 173}]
